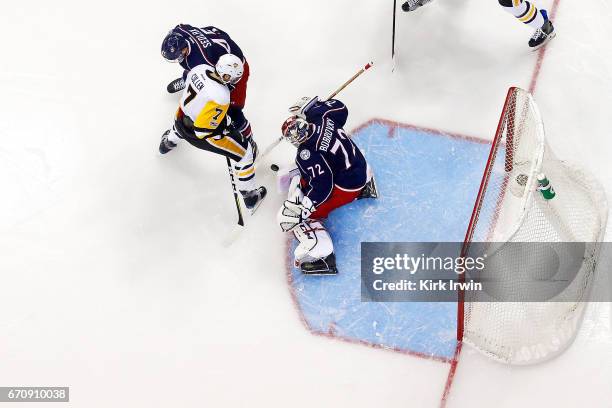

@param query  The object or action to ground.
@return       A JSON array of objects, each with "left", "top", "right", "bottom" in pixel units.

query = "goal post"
[{"left": 458, "top": 87, "right": 608, "bottom": 364}]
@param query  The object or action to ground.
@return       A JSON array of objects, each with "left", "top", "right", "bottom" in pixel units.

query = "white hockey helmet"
[{"left": 215, "top": 54, "right": 244, "bottom": 85}]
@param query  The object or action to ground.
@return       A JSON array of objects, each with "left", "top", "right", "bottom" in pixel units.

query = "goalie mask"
[
  {"left": 281, "top": 116, "right": 314, "bottom": 147},
  {"left": 215, "top": 54, "right": 244, "bottom": 85}
]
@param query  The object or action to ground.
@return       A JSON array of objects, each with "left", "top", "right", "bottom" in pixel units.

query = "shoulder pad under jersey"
[{"left": 186, "top": 64, "right": 230, "bottom": 106}]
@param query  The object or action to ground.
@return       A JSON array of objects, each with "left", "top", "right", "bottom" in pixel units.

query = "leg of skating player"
[
  {"left": 499, "top": 0, "right": 556, "bottom": 50},
  {"left": 224, "top": 61, "right": 266, "bottom": 211},
  {"left": 231, "top": 135, "right": 266, "bottom": 213},
  {"left": 158, "top": 121, "right": 182, "bottom": 154}
]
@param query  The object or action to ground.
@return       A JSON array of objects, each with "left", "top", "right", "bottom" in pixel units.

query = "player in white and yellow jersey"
[{"left": 159, "top": 54, "right": 266, "bottom": 211}]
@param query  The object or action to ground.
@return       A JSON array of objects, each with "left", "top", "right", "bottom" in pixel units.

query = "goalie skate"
[
  {"left": 299, "top": 253, "right": 338, "bottom": 276},
  {"left": 358, "top": 177, "right": 379, "bottom": 200}
]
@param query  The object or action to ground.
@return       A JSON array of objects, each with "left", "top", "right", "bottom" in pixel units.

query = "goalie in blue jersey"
[{"left": 277, "top": 97, "right": 378, "bottom": 275}]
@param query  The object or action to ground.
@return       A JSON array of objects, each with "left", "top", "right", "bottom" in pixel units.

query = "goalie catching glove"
[
  {"left": 288, "top": 96, "right": 319, "bottom": 118},
  {"left": 278, "top": 195, "right": 315, "bottom": 232}
]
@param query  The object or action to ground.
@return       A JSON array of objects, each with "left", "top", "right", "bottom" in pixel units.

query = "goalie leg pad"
[{"left": 293, "top": 220, "right": 334, "bottom": 264}]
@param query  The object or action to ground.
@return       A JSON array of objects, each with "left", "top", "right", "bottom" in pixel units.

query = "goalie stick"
[{"left": 255, "top": 61, "right": 375, "bottom": 165}]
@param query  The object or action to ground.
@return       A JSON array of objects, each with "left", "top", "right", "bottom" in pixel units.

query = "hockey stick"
[
  {"left": 226, "top": 156, "right": 245, "bottom": 227},
  {"left": 392, "top": 0, "right": 397, "bottom": 71},
  {"left": 255, "top": 61, "right": 375, "bottom": 164},
  {"left": 326, "top": 62, "right": 374, "bottom": 100}
]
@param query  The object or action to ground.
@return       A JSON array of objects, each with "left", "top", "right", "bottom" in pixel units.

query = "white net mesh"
[{"left": 461, "top": 88, "right": 608, "bottom": 364}]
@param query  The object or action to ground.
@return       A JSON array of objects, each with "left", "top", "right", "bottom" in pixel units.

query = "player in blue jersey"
[
  {"left": 277, "top": 97, "right": 378, "bottom": 275},
  {"left": 161, "top": 24, "right": 255, "bottom": 145}
]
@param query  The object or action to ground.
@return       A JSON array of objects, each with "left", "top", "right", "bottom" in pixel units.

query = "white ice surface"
[{"left": 1, "top": 0, "right": 611, "bottom": 407}]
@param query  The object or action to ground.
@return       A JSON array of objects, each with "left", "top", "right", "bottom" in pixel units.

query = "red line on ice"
[
  {"left": 529, "top": 0, "right": 561, "bottom": 94},
  {"left": 441, "top": 1, "right": 562, "bottom": 406}
]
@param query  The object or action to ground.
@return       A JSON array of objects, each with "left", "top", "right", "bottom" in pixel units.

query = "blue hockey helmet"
[{"left": 161, "top": 31, "right": 189, "bottom": 63}]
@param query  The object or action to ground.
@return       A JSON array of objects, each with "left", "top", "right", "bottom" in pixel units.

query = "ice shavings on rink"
[{"left": 288, "top": 120, "right": 492, "bottom": 360}]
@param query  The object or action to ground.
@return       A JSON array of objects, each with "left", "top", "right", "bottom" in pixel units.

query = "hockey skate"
[
  {"left": 159, "top": 129, "right": 177, "bottom": 154},
  {"left": 167, "top": 77, "right": 185, "bottom": 94},
  {"left": 529, "top": 10, "right": 556, "bottom": 50},
  {"left": 300, "top": 253, "right": 338, "bottom": 276},
  {"left": 402, "top": 0, "right": 433, "bottom": 12},
  {"left": 358, "top": 177, "right": 379, "bottom": 200},
  {"left": 240, "top": 186, "right": 267, "bottom": 214}
]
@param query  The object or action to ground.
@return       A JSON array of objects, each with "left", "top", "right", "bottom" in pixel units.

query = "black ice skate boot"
[
  {"left": 529, "top": 10, "right": 556, "bottom": 50},
  {"left": 358, "top": 177, "right": 379, "bottom": 200},
  {"left": 166, "top": 77, "right": 185, "bottom": 94},
  {"left": 300, "top": 253, "right": 338, "bottom": 276},
  {"left": 240, "top": 186, "right": 267, "bottom": 213},
  {"left": 402, "top": 0, "right": 433, "bottom": 12},
  {"left": 159, "top": 129, "right": 177, "bottom": 154}
]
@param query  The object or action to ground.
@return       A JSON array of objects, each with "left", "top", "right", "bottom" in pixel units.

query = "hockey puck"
[{"left": 270, "top": 164, "right": 279, "bottom": 172}]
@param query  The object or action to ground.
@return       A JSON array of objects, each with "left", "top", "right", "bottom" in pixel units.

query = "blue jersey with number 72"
[{"left": 295, "top": 99, "right": 368, "bottom": 208}]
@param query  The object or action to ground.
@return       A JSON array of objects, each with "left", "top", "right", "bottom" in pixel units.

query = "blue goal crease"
[{"left": 288, "top": 120, "right": 491, "bottom": 360}]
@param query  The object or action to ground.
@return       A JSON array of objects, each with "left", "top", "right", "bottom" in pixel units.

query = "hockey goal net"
[{"left": 458, "top": 87, "right": 608, "bottom": 364}]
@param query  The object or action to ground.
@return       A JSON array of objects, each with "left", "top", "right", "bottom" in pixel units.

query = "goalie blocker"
[{"left": 277, "top": 98, "right": 378, "bottom": 275}]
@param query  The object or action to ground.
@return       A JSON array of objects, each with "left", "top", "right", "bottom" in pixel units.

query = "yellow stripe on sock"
[
  {"left": 519, "top": 4, "right": 536, "bottom": 23},
  {"left": 238, "top": 167, "right": 255, "bottom": 177}
]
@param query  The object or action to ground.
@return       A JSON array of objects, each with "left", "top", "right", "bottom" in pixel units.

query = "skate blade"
[
  {"left": 301, "top": 269, "right": 339, "bottom": 276},
  {"left": 302, "top": 271, "right": 338, "bottom": 276},
  {"left": 246, "top": 193, "right": 267, "bottom": 216},
  {"left": 531, "top": 31, "right": 557, "bottom": 52}
]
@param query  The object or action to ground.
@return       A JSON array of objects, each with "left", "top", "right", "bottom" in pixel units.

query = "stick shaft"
[
  {"left": 326, "top": 62, "right": 374, "bottom": 100},
  {"left": 226, "top": 157, "right": 245, "bottom": 226},
  {"left": 392, "top": 0, "right": 397, "bottom": 62},
  {"left": 258, "top": 61, "right": 374, "bottom": 164}
]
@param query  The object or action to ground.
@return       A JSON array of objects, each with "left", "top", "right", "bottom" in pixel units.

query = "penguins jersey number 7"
[{"left": 179, "top": 64, "right": 230, "bottom": 139}]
